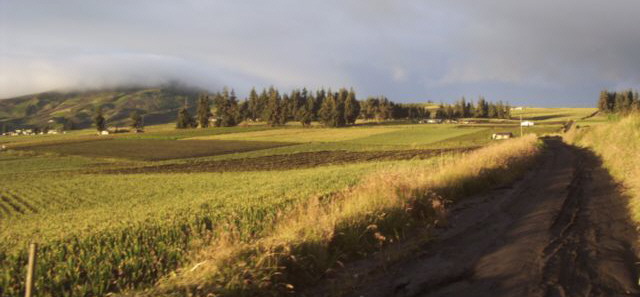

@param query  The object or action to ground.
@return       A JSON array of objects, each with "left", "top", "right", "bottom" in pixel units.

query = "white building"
[{"left": 521, "top": 121, "right": 535, "bottom": 127}]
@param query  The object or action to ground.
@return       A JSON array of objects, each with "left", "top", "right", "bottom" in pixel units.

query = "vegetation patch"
[
  {"left": 16, "top": 139, "right": 294, "bottom": 161},
  {"left": 565, "top": 114, "right": 640, "bottom": 222},
  {"left": 103, "top": 148, "right": 477, "bottom": 174},
  {"left": 147, "top": 135, "right": 541, "bottom": 296}
]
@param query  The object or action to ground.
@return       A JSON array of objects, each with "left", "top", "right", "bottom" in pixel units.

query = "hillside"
[{"left": 0, "top": 85, "right": 201, "bottom": 130}]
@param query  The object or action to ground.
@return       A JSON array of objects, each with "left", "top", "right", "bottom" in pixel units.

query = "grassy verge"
[
  {"left": 565, "top": 114, "right": 640, "bottom": 222},
  {"left": 149, "top": 135, "right": 542, "bottom": 296}
]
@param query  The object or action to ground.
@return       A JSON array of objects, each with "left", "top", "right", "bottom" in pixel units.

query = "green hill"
[{"left": 0, "top": 85, "right": 201, "bottom": 130}]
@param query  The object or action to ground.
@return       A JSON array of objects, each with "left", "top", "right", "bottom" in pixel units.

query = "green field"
[
  {"left": 0, "top": 115, "right": 569, "bottom": 296},
  {"left": 510, "top": 107, "right": 597, "bottom": 122}
]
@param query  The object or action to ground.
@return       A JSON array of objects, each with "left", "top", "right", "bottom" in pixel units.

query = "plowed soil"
[{"left": 102, "top": 148, "right": 475, "bottom": 174}]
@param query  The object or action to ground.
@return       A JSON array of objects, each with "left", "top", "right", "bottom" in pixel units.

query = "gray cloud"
[{"left": 1, "top": 0, "right": 639, "bottom": 106}]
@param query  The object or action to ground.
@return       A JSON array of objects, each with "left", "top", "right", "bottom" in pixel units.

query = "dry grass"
[
  {"left": 565, "top": 114, "right": 640, "bottom": 222},
  {"left": 144, "top": 134, "right": 541, "bottom": 296}
]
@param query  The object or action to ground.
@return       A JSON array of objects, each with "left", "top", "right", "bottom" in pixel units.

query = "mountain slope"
[{"left": 0, "top": 86, "right": 201, "bottom": 130}]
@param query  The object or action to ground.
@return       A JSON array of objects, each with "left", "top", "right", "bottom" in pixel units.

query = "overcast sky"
[{"left": 1, "top": 0, "right": 639, "bottom": 106}]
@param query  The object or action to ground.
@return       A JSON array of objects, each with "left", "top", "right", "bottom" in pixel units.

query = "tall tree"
[
  {"left": 319, "top": 91, "right": 336, "bottom": 126},
  {"left": 176, "top": 100, "right": 195, "bottom": 129},
  {"left": 263, "top": 87, "right": 284, "bottom": 126},
  {"left": 344, "top": 88, "right": 360, "bottom": 125},
  {"left": 297, "top": 95, "right": 315, "bottom": 127},
  {"left": 196, "top": 94, "right": 212, "bottom": 128},
  {"left": 247, "top": 88, "right": 261, "bottom": 121}
]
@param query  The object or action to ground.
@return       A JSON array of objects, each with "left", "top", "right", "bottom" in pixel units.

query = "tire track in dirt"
[{"left": 322, "top": 137, "right": 639, "bottom": 297}]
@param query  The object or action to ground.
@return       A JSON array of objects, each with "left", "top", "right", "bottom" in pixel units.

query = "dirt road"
[{"left": 347, "top": 137, "right": 640, "bottom": 297}]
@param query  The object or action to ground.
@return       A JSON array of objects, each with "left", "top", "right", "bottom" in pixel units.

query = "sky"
[{"left": 1, "top": 0, "right": 639, "bottom": 106}]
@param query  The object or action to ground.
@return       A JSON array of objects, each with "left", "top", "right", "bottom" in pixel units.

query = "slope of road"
[{"left": 328, "top": 137, "right": 639, "bottom": 297}]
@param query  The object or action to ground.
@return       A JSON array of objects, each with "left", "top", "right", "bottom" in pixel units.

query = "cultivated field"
[{"left": 0, "top": 116, "right": 568, "bottom": 296}]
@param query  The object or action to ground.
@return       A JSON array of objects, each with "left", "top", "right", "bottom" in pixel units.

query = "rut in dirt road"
[{"left": 349, "top": 137, "right": 639, "bottom": 297}]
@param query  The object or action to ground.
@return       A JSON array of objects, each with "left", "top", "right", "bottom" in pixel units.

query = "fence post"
[{"left": 24, "top": 243, "right": 37, "bottom": 297}]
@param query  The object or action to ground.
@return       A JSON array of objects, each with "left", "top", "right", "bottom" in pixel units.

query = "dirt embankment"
[
  {"left": 101, "top": 148, "right": 476, "bottom": 174},
  {"left": 315, "top": 138, "right": 639, "bottom": 297}
]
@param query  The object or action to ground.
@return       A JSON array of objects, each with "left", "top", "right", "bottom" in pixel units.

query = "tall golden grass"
[
  {"left": 565, "top": 114, "right": 640, "bottom": 222},
  {"left": 146, "top": 134, "right": 541, "bottom": 296}
]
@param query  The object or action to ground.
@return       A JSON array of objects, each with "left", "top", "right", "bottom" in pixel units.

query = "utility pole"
[
  {"left": 520, "top": 114, "right": 523, "bottom": 137},
  {"left": 25, "top": 243, "right": 37, "bottom": 297}
]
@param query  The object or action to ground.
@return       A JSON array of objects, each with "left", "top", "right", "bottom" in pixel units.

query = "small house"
[
  {"left": 521, "top": 121, "right": 535, "bottom": 127},
  {"left": 492, "top": 132, "right": 513, "bottom": 140}
]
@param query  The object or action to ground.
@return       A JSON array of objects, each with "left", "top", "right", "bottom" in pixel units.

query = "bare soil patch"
[{"left": 102, "top": 148, "right": 476, "bottom": 174}]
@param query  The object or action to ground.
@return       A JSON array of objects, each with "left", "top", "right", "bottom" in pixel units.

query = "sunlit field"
[{"left": 0, "top": 117, "right": 564, "bottom": 296}]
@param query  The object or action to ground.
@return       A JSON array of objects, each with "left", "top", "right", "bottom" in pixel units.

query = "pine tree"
[
  {"left": 435, "top": 104, "right": 445, "bottom": 119},
  {"left": 238, "top": 100, "right": 249, "bottom": 123},
  {"left": 474, "top": 97, "right": 485, "bottom": 118},
  {"left": 314, "top": 89, "right": 326, "bottom": 120},
  {"left": 263, "top": 87, "right": 283, "bottom": 126},
  {"left": 93, "top": 107, "right": 106, "bottom": 132},
  {"left": 488, "top": 103, "right": 498, "bottom": 118},
  {"left": 229, "top": 89, "right": 240, "bottom": 125},
  {"left": 247, "top": 88, "right": 261, "bottom": 121},
  {"left": 333, "top": 89, "right": 347, "bottom": 127},
  {"left": 344, "top": 88, "right": 360, "bottom": 125},
  {"left": 319, "top": 91, "right": 336, "bottom": 126},
  {"left": 614, "top": 92, "right": 625, "bottom": 113},
  {"left": 176, "top": 103, "right": 195, "bottom": 129},
  {"left": 196, "top": 94, "right": 212, "bottom": 128},
  {"left": 597, "top": 90, "right": 609, "bottom": 112},
  {"left": 297, "top": 95, "right": 315, "bottom": 127}
]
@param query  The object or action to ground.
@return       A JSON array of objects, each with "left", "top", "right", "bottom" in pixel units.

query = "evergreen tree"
[
  {"left": 614, "top": 92, "right": 626, "bottom": 113},
  {"left": 333, "top": 89, "right": 347, "bottom": 127},
  {"left": 196, "top": 94, "right": 212, "bottom": 128},
  {"left": 213, "top": 88, "right": 239, "bottom": 127},
  {"left": 176, "top": 102, "right": 195, "bottom": 129},
  {"left": 598, "top": 90, "right": 610, "bottom": 112},
  {"left": 247, "top": 88, "right": 261, "bottom": 121},
  {"left": 445, "top": 105, "right": 455, "bottom": 119},
  {"left": 314, "top": 89, "right": 326, "bottom": 119},
  {"left": 362, "top": 97, "right": 380, "bottom": 120},
  {"left": 475, "top": 97, "right": 489, "bottom": 118},
  {"left": 496, "top": 101, "right": 505, "bottom": 119},
  {"left": 435, "top": 104, "right": 445, "bottom": 119},
  {"left": 344, "top": 88, "right": 360, "bottom": 125},
  {"left": 297, "top": 95, "right": 315, "bottom": 127},
  {"left": 378, "top": 97, "right": 394, "bottom": 120},
  {"left": 488, "top": 103, "right": 498, "bottom": 118},
  {"left": 93, "top": 107, "right": 106, "bottom": 131},
  {"left": 263, "top": 87, "right": 284, "bottom": 126},
  {"left": 238, "top": 100, "right": 250, "bottom": 123},
  {"left": 319, "top": 91, "right": 336, "bottom": 126}
]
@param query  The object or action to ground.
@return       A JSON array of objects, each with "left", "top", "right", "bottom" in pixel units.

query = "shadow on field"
[{"left": 336, "top": 138, "right": 639, "bottom": 297}]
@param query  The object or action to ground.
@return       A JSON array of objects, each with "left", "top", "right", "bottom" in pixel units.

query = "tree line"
[
  {"left": 597, "top": 89, "right": 640, "bottom": 114},
  {"left": 173, "top": 87, "right": 514, "bottom": 129}
]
